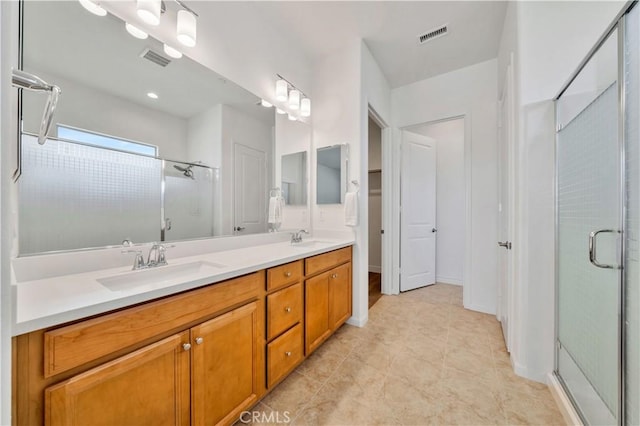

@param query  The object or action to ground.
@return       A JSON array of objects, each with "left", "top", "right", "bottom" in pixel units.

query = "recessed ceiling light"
[
  {"left": 288, "top": 114, "right": 297, "bottom": 121},
  {"left": 147, "top": 92, "right": 159, "bottom": 99},
  {"left": 78, "top": 0, "right": 107, "bottom": 16},
  {"left": 276, "top": 108, "right": 286, "bottom": 115}
]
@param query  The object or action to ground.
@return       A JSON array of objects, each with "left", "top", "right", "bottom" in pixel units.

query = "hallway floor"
[{"left": 254, "top": 284, "right": 565, "bottom": 425}]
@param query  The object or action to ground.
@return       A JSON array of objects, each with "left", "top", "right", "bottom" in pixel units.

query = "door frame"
[{"left": 390, "top": 114, "right": 471, "bottom": 303}]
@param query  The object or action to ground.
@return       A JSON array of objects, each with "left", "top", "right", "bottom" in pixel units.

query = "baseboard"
[
  {"left": 463, "top": 302, "right": 495, "bottom": 315},
  {"left": 548, "top": 372, "right": 583, "bottom": 426},
  {"left": 435, "top": 275, "right": 462, "bottom": 285},
  {"left": 346, "top": 315, "right": 368, "bottom": 328}
]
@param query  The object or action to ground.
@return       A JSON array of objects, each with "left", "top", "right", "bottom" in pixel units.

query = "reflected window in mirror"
[
  {"left": 281, "top": 151, "right": 307, "bottom": 205},
  {"left": 57, "top": 125, "right": 158, "bottom": 156},
  {"left": 317, "top": 145, "right": 347, "bottom": 204}
]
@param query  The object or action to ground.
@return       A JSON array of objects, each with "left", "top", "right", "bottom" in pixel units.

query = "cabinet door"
[
  {"left": 191, "top": 301, "right": 260, "bottom": 426},
  {"left": 45, "top": 332, "right": 190, "bottom": 426},
  {"left": 329, "top": 263, "right": 352, "bottom": 330},
  {"left": 305, "top": 272, "right": 332, "bottom": 354}
]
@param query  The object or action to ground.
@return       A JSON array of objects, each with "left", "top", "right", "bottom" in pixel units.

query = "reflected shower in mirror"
[
  {"left": 18, "top": 1, "right": 278, "bottom": 254},
  {"left": 281, "top": 151, "right": 307, "bottom": 205},
  {"left": 317, "top": 145, "right": 348, "bottom": 204}
]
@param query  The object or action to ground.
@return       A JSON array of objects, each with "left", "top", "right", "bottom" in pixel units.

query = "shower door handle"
[{"left": 588, "top": 229, "right": 622, "bottom": 269}]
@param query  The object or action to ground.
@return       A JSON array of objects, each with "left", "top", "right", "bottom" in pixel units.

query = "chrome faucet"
[
  {"left": 122, "top": 240, "right": 172, "bottom": 270},
  {"left": 290, "top": 229, "right": 309, "bottom": 244}
]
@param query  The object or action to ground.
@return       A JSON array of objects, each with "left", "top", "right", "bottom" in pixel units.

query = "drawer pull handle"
[
  {"left": 195, "top": 337, "right": 204, "bottom": 345},
  {"left": 182, "top": 343, "right": 191, "bottom": 351},
  {"left": 285, "top": 351, "right": 292, "bottom": 357},
  {"left": 285, "top": 306, "right": 292, "bottom": 313},
  {"left": 285, "top": 271, "right": 292, "bottom": 277}
]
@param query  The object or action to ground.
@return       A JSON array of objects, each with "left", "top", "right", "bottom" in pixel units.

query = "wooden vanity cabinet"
[{"left": 304, "top": 247, "right": 352, "bottom": 355}]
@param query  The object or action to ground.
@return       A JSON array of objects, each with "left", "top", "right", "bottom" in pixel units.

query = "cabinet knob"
[
  {"left": 285, "top": 271, "right": 292, "bottom": 277},
  {"left": 195, "top": 337, "right": 204, "bottom": 345},
  {"left": 182, "top": 343, "right": 191, "bottom": 351},
  {"left": 285, "top": 351, "right": 292, "bottom": 357},
  {"left": 332, "top": 274, "right": 337, "bottom": 279},
  {"left": 284, "top": 306, "right": 292, "bottom": 313}
]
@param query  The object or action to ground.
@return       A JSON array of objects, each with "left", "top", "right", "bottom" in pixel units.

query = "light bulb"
[
  {"left": 275, "top": 79, "right": 288, "bottom": 102},
  {"left": 261, "top": 99, "right": 273, "bottom": 108},
  {"left": 136, "top": 0, "right": 161, "bottom": 25},
  {"left": 125, "top": 23, "right": 148, "bottom": 39},
  {"left": 163, "top": 44, "right": 183, "bottom": 59},
  {"left": 300, "top": 98, "right": 311, "bottom": 117},
  {"left": 78, "top": 0, "right": 107, "bottom": 16},
  {"left": 177, "top": 10, "right": 197, "bottom": 47},
  {"left": 147, "top": 92, "right": 159, "bottom": 99},
  {"left": 276, "top": 108, "right": 286, "bottom": 115},
  {"left": 288, "top": 114, "right": 297, "bottom": 121},
  {"left": 289, "top": 89, "right": 300, "bottom": 110}
]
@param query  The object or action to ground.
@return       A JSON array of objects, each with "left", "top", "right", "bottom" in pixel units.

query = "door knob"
[
  {"left": 235, "top": 226, "right": 245, "bottom": 231},
  {"left": 432, "top": 228, "right": 437, "bottom": 233},
  {"left": 498, "top": 241, "right": 512, "bottom": 250}
]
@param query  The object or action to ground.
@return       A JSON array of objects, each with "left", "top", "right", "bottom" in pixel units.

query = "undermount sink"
[
  {"left": 291, "top": 240, "right": 334, "bottom": 248},
  {"left": 97, "top": 261, "right": 227, "bottom": 292}
]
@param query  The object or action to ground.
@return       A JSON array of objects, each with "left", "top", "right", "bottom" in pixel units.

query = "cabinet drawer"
[
  {"left": 267, "top": 260, "right": 303, "bottom": 291},
  {"left": 43, "top": 272, "right": 263, "bottom": 378},
  {"left": 267, "top": 283, "right": 302, "bottom": 340},
  {"left": 267, "top": 324, "right": 303, "bottom": 388},
  {"left": 305, "top": 246, "right": 351, "bottom": 276}
]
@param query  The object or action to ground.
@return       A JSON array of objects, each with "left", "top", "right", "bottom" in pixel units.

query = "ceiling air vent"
[
  {"left": 418, "top": 24, "right": 448, "bottom": 45},
  {"left": 139, "top": 48, "right": 171, "bottom": 67}
]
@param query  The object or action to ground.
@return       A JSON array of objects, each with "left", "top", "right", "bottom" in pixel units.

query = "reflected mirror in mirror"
[
  {"left": 316, "top": 145, "right": 348, "bottom": 205},
  {"left": 19, "top": 1, "right": 278, "bottom": 255},
  {"left": 281, "top": 152, "right": 307, "bottom": 205}
]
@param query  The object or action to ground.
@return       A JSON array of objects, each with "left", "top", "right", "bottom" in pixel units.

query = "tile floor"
[{"left": 251, "top": 284, "right": 565, "bottom": 425}]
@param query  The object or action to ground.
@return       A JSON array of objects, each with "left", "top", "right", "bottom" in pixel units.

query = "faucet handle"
[
  {"left": 122, "top": 239, "right": 134, "bottom": 247},
  {"left": 121, "top": 249, "right": 146, "bottom": 270}
]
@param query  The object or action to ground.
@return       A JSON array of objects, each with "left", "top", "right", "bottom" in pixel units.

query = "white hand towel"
[
  {"left": 268, "top": 196, "right": 279, "bottom": 224},
  {"left": 344, "top": 191, "right": 359, "bottom": 227}
]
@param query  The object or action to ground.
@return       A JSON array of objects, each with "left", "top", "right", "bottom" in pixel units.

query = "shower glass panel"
[
  {"left": 626, "top": 6, "right": 640, "bottom": 425},
  {"left": 556, "top": 29, "right": 620, "bottom": 425},
  {"left": 163, "top": 160, "right": 218, "bottom": 242}
]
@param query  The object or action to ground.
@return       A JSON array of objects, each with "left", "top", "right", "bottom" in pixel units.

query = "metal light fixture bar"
[
  {"left": 174, "top": 0, "right": 198, "bottom": 17},
  {"left": 275, "top": 73, "right": 308, "bottom": 99}
]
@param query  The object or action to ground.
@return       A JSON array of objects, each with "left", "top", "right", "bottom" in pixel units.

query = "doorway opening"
[
  {"left": 401, "top": 117, "right": 466, "bottom": 298},
  {"left": 368, "top": 114, "right": 383, "bottom": 308}
]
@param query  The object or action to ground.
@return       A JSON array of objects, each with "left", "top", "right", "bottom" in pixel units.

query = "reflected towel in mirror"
[
  {"left": 268, "top": 195, "right": 285, "bottom": 226},
  {"left": 344, "top": 191, "right": 359, "bottom": 227}
]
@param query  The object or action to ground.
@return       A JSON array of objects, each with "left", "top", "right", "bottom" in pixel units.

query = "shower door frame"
[{"left": 554, "top": 2, "right": 635, "bottom": 424}]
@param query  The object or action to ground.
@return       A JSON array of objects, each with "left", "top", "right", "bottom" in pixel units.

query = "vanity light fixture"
[
  {"left": 275, "top": 79, "right": 288, "bottom": 102},
  {"left": 261, "top": 99, "right": 273, "bottom": 108},
  {"left": 147, "top": 92, "right": 159, "bottom": 99},
  {"left": 163, "top": 44, "right": 183, "bottom": 59},
  {"left": 276, "top": 108, "right": 286, "bottom": 115},
  {"left": 300, "top": 97, "right": 311, "bottom": 117},
  {"left": 125, "top": 23, "right": 149, "bottom": 40},
  {"left": 137, "top": 0, "right": 161, "bottom": 26},
  {"left": 288, "top": 89, "right": 300, "bottom": 110},
  {"left": 177, "top": 9, "right": 197, "bottom": 47},
  {"left": 78, "top": 0, "right": 107, "bottom": 16},
  {"left": 287, "top": 114, "right": 297, "bottom": 121}
]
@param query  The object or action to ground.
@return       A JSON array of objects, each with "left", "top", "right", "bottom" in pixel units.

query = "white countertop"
[{"left": 13, "top": 238, "right": 354, "bottom": 335}]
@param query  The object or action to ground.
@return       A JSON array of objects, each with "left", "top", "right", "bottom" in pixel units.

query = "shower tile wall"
[{"left": 19, "top": 134, "right": 161, "bottom": 254}]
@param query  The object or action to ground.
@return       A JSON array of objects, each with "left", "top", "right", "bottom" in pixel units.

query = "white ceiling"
[{"left": 251, "top": 1, "right": 507, "bottom": 88}]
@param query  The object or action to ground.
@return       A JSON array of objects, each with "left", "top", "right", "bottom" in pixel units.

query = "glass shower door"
[{"left": 556, "top": 29, "right": 621, "bottom": 425}]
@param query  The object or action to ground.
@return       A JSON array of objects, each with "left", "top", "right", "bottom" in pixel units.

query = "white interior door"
[
  {"left": 233, "top": 143, "right": 267, "bottom": 235},
  {"left": 400, "top": 131, "right": 436, "bottom": 292},
  {"left": 497, "top": 60, "right": 514, "bottom": 351}
]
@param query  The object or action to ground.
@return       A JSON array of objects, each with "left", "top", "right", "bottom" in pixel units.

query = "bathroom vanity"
[{"left": 12, "top": 242, "right": 352, "bottom": 426}]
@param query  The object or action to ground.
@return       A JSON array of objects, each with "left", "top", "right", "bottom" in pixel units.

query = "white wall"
[
  {"left": 188, "top": 105, "right": 222, "bottom": 169},
  {"left": 392, "top": 59, "right": 498, "bottom": 314},
  {"left": 23, "top": 68, "right": 188, "bottom": 160},
  {"left": 419, "top": 119, "right": 465, "bottom": 286},
  {"left": 368, "top": 117, "right": 382, "bottom": 273},
  {"left": 497, "top": 0, "right": 625, "bottom": 382}
]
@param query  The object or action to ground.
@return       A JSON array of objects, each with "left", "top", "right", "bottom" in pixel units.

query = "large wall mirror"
[
  {"left": 18, "top": 1, "right": 295, "bottom": 255},
  {"left": 316, "top": 145, "right": 348, "bottom": 204}
]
